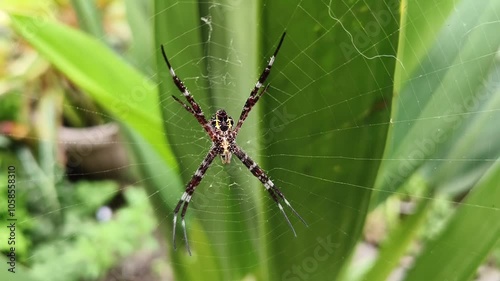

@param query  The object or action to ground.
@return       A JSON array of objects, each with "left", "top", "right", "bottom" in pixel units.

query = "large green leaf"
[
  {"left": 405, "top": 159, "right": 500, "bottom": 281},
  {"left": 360, "top": 197, "right": 431, "bottom": 281},
  {"left": 123, "top": 0, "right": 154, "bottom": 76},
  {"left": 422, "top": 59, "right": 500, "bottom": 195},
  {"left": 70, "top": 0, "right": 104, "bottom": 39},
  {"left": 367, "top": 0, "right": 500, "bottom": 279},
  {"left": 374, "top": 0, "right": 500, "bottom": 203},
  {"left": 263, "top": 1, "right": 398, "bottom": 279},
  {"left": 10, "top": 14, "right": 176, "bottom": 170}
]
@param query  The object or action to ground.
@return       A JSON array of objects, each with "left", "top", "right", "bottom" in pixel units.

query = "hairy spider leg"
[
  {"left": 232, "top": 145, "right": 307, "bottom": 236},
  {"left": 160, "top": 45, "right": 215, "bottom": 140},
  {"left": 171, "top": 95, "right": 195, "bottom": 115},
  {"left": 172, "top": 147, "right": 217, "bottom": 256},
  {"left": 233, "top": 31, "right": 287, "bottom": 135}
]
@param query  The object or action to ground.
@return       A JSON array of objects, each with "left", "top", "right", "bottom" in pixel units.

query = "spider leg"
[
  {"left": 171, "top": 95, "right": 195, "bottom": 115},
  {"left": 161, "top": 45, "right": 215, "bottom": 140},
  {"left": 233, "top": 32, "right": 286, "bottom": 135},
  {"left": 173, "top": 146, "right": 217, "bottom": 255},
  {"left": 232, "top": 145, "right": 307, "bottom": 236},
  {"left": 233, "top": 84, "right": 270, "bottom": 137}
]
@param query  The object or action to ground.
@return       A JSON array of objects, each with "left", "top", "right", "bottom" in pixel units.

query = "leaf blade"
[
  {"left": 405, "top": 160, "right": 500, "bottom": 281},
  {"left": 10, "top": 13, "right": 177, "bottom": 169}
]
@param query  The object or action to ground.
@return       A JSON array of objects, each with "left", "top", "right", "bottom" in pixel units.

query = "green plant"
[
  {"left": 28, "top": 182, "right": 157, "bottom": 281},
  {"left": 3, "top": 0, "right": 500, "bottom": 280}
]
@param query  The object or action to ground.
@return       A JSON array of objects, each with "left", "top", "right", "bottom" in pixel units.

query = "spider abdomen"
[{"left": 220, "top": 137, "right": 232, "bottom": 164}]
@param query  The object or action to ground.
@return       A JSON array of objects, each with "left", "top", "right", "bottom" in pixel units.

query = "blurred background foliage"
[{"left": 0, "top": 0, "right": 499, "bottom": 281}]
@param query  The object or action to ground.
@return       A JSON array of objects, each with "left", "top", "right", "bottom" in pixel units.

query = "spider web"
[
  {"left": 145, "top": 1, "right": 500, "bottom": 279},
  {"left": 5, "top": 0, "right": 500, "bottom": 280}
]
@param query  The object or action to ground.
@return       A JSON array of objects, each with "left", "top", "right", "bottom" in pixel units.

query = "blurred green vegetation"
[
  {"left": 0, "top": 0, "right": 499, "bottom": 281},
  {"left": 29, "top": 184, "right": 158, "bottom": 281}
]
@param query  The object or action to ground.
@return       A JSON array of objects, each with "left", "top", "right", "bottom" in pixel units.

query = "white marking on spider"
[
  {"left": 249, "top": 162, "right": 257, "bottom": 170},
  {"left": 182, "top": 218, "right": 186, "bottom": 228},
  {"left": 266, "top": 179, "right": 274, "bottom": 188},
  {"left": 181, "top": 192, "right": 188, "bottom": 201},
  {"left": 256, "top": 81, "right": 262, "bottom": 88},
  {"left": 186, "top": 194, "right": 192, "bottom": 202},
  {"left": 169, "top": 68, "right": 176, "bottom": 77},
  {"left": 284, "top": 199, "right": 291, "bottom": 206},
  {"left": 173, "top": 216, "right": 177, "bottom": 224},
  {"left": 195, "top": 170, "right": 203, "bottom": 177},
  {"left": 269, "top": 56, "right": 275, "bottom": 65},
  {"left": 182, "top": 90, "right": 190, "bottom": 97},
  {"left": 264, "top": 182, "right": 272, "bottom": 190},
  {"left": 278, "top": 203, "right": 284, "bottom": 210}
]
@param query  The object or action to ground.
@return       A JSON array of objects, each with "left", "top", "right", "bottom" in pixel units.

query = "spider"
[{"left": 161, "top": 32, "right": 307, "bottom": 255}]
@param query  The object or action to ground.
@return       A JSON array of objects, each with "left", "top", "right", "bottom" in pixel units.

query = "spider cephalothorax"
[
  {"left": 212, "top": 109, "right": 234, "bottom": 132},
  {"left": 211, "top": 109, "right": 234, "bottom": 164},
  {"left": 161, "top": 32, "right": 307, "bottom": 256}
]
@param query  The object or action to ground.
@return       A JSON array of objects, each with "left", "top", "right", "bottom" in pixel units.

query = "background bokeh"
[{"left": 1, "top": 0, "right": 499, "bottom": 280}]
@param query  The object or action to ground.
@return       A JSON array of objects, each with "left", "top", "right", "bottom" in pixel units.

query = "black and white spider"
[{"left": 161, "top": 32, "right": 307, "bottom": 255}]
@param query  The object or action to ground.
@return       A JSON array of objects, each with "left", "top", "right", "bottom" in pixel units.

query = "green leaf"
[
  {"left": 9, "top": 14, "right": 177, "bottom": 170},
  {"left": 361, "top": 197, "right": 431, "bottom": 281},
  {"left": 262, "top": 1, "right": 399, "bottom": 280},
  {"left": 405, "top": 159, "right": 500, "bottom": 281},
  {"left": 124, "top": 0, "right": 154, "bottom": 75},
  {"left": 70, "top": 0, "right": 104, "bottom": 38},
  {"left": 374, "top": 0, "right": 500, "bottom": 204},
  {"left": 33, "top": 75, "right": 63, "bottom": 220},
  {"left": 423, "top": 60, "right": 500, "bottom": 195}
]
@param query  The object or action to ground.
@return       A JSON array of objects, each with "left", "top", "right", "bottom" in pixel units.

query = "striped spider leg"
[
  {"left": 232, "top": 32, "right": 286, "bottom": 136},
  {"left": 231, "top": 145, "right": 308, "bottom": 236},
  {"left": 172, "top": 146, "right": 217, "bottom": 255},
  {"left": 160, "top": 45, "right": 215, "bottom": 141},
  {"left": 161, "top": 31, "right": 306, "bottom": 256}
]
